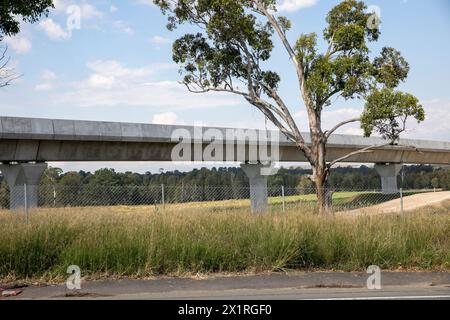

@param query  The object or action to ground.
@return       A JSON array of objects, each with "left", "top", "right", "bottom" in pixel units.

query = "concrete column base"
[
  {"left": 240, "top": 163, "right": 271, "bottom": 214},
  {"left": 0, "top": 163, "right": 47, "bottom": 209},
  {"left": 374, "top": 163, "right": 402, "bottom": 194}
]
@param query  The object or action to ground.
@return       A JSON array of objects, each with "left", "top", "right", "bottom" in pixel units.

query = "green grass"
[
  {"left": 160, "top": 190, "right": 432, "bottom": 213},
  {"left": 0, "top": 200, "right": 449, "bottom": 282}
]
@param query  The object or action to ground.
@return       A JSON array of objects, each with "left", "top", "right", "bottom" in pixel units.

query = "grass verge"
[{"left": 0, "top": 200, "right": 449, "bottom": 282}]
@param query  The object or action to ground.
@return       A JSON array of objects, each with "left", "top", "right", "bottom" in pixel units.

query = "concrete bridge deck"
[{"left": 0, "top": 116, "right": 449, "bottom": 164}]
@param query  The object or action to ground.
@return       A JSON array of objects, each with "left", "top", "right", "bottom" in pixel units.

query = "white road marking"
[{"left": 309, "top": 295, "right": 450, "bottom": 300}]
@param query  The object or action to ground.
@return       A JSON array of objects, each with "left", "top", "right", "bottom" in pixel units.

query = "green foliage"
[
  {"left": 324, "top": 0, "right": 379, "bottom": 45},
  {"left": 0, "top": 0, "right": 54, "bottom": 36},
  {"left": 294, "top": 33, "right": 317, "bottom": 68},
  {"left": 297, "top": 176, "right": 314, "bottom": 194},
  {"left": 89, "top": 168, "right": 122, "bottom": 186},
  {"left": 277, "top": 16, "right": 291, "bottom": 33},
  {"left": 431, "top": 177, "right": 440, "bottom": 189},
  {"left": 372, "top": 47, "right": 410, "bottom": 89},
  {"left": 59, "top": 172, "right": 82, "bottom": 186},
  {"left": 157, "top": 0, "right": 279, "bottom": 95},
  {"left": 361, "top": 88, "right": 425, "bottom": 141},
  {"left": 41, "top": 167, "right": 62, "bottom": 185}
]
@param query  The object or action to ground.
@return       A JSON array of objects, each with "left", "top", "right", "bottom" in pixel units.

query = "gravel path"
[{"left": 339, "top": 191, "right": 450, "bottom": 216}]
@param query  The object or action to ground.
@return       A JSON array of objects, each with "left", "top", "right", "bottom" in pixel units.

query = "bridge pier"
[
  {"left": 0, "top": 162, "right": 47, "bottom": 209},
  {"left": 240, "top": 163, "right": 270, "bottom": 214},
  {"left": 374, "top": 163, "right": 402, "bottom": 194}
]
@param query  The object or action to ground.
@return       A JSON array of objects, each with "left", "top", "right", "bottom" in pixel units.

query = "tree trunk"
[
  {"left": 314, "top": 173, "right": 332, "bottom": 215},
  {"left": 304, "top": 102, "right": 332, "bottom": 214},
  {"left": 310, "top": 139, "right": 332, "bottom": 215}
]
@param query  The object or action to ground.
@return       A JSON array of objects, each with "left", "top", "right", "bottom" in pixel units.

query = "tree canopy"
[{"left": 0, "top": 0, "right": 54, "bottom": 37}]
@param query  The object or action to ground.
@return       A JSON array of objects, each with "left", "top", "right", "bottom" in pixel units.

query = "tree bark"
[
  {"left": 313, "top": 170, "right": 332, "bottom": 215},
  {"left": 309, "top": 129, "right": 333, "bottom": 215}
]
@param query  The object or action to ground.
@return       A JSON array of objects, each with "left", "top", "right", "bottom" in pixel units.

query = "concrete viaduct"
[{"left": 1, "top": 116, "right": 449, "bottom": 212}]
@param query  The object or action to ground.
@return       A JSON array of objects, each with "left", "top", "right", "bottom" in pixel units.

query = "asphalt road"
[{"left": 2, "top": 271, "right": 450, "bottom": 300}]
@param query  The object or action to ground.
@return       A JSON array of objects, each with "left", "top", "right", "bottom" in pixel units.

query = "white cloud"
[
  {"left": 136, "top": 0, "right": 154, "bottom": 6},
  {"left": 35, "top": 69, "right": 58, "bottom": 91},
  {"left": 87, "top": 74, "right": 115, "bottom": 89},
  {"left": 277, "top": 0, "right": 318, "bottom": 12},
  {"left": 86, "top": 60, "right": 156, "bottom": 81},
  {"left": 4, "top": 36, "right": 32, "bottom": 54},
  {"left": 39, "top": 18, "right": 71, "bottom": 40},
  {"left": 152, "top": 112, "right": 180, "bottom": 125},
  {"left": 51, "top": 60, "right": 242, "bottom": 110},
  {"left": 52, "top": 0, "right": 68, "bottom": 12},
  {"left": 53, "top": 1, "right": 103, "bottom": 19},
  {"left": 113, "top": 21, "right": 134, "bottom": 35},
  {"left": 41, "top": 70, "right": 57, "bottom": 81},
  {"left": 110, "top": 5, "right": 118, "bottom": 13},
  {"left": 80, "top": 3, "right": 104, "bottom": 19},
  {"left": 55, "top": 79, "right": 242, "bottom": 109},
  {"left": 150, "top": 36, "right": 172, "bottom": 45},
  {"left": 402, "top": 99, "right": 450, "bottom": 141},
  {"left": 35, "top": 83, "right": 55, "bottom": 91}
]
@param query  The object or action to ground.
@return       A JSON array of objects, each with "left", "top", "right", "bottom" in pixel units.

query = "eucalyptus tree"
[{"left": 153, "top": 0, "right": 424, "bottom": 213}]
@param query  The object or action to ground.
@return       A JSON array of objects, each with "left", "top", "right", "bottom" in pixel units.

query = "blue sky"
[{"left": 1, "top": 0, "right": 449, "bottom": 173}]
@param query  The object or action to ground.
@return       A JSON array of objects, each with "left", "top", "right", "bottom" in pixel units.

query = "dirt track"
[{"left": 339, "top": 191, "right": 450, "bottom": 216}]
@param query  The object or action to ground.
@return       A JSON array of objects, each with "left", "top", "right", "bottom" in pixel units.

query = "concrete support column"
[
  {"left": 240, "top": 163, "right": 269, "bottom": 214},
  {"left": 374, "top": 163, "right": 402, "bottom": 194},
  {"left": 0, "top": 163, "right": 47, "bottom": 209}
]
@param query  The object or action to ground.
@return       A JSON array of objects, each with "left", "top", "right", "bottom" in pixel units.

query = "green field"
[
  {"left": 159, "top": 190, "right": 430, "bottom": 214},
  {"left": 0, "top": 199, "right": 449, "bottom": 282}
]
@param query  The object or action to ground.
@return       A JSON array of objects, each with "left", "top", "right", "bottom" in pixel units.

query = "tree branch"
[
  {"left": 0, "top": 44, "right": 20, "bottom": 88},
  {"left": 181, "top": 81, "right": 249, "bottom": 98},
  {"left": 261, "top": 83, "right": 311, "bottom": 155},
  {"left": 182, "top": 79, "right": 306, "bottom": 148},
  {"left": 247, "top": 97, "right": 299, "bottom": 143},
  {"left": 327, "top": 143, "right": 392, "bottom": 168},
  {"left": 327, "top": 143, "right": 422, "bottom": 168},
  {"left": 253, "top": 1, "right": 306, "bottom": 89},
  {"left": 324, "top": 117, "right": 361, "bottom": 140}
]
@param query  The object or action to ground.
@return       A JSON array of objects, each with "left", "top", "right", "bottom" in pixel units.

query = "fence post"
[
  {"left": 24, "top": 184, "right": 29, "bottom": 224},
  {"left": 53, "top": 186, "right": 57, "bottom": 207},
  {"left": 161, "top": 184, "right": 165, "bottom": 210},
  {"left": 281, "top": 185, "right": 285, "bottom": 213},
  {"left": 400, "top": 188, "right": 404, "bottom": 214}
]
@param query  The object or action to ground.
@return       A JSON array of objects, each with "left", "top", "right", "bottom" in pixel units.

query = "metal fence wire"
[{"left": 0, "top": 184, "right": 440, "bottom": 215}]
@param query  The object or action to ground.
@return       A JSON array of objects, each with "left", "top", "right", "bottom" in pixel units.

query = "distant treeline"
[
  {"left": 1, "top": 165, "right": 448, "bottom": 191},
  {"left": 0, "top": 165, "right": 448, "bottom": 208}
]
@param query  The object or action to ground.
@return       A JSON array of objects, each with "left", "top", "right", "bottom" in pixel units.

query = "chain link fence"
[{"left": 0, "top": 184, "right": 439, "bottom": 216}]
